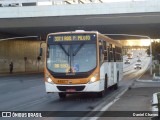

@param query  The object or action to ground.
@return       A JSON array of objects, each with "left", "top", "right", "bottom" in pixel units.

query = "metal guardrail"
[
  {"left": 0, "top": 0, "right": 101, "bottom": 7},
  {"left": 0, "top": 0, "right": 158, "bottom": 19},
  {"left": 153, "top": 73, "right": 160, "bottom": 80},
  {"left": 0, "top": 0, "right": 151, "bottom": 7}
]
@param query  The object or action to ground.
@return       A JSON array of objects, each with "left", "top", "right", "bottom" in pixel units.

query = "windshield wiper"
[
  {"left": 58, "top": 43, "right": 69, "bottom": 56},
  {"left": 73, "top": 43, "right": 84, "bottom": 56}
]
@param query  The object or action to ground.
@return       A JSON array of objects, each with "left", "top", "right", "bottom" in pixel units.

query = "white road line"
[
  {"left": 88, "top": 88, "right": 128, "bottom": 120},
  {"left": 80, "top": 53, "right": 150, "bottom": 120},
  {"left": 87, "top": 59, "right": 150, "bottom": 120},
  {"left": 136, "top": 80, "right": 160, "bottom": 82}
]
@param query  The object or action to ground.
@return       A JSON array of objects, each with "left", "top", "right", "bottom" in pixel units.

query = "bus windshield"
[{"left": 47, "top": 43, "right": 96, "bottom": 73}]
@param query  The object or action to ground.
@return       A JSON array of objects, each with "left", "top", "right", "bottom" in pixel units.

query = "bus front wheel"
[
  {"left": 58, "top": 93, "right": 66, "bottom": 99},
  {"left": 97, "top": 79, "right": 106, "bottom": 98},
  {"left": 97, "top": 90, "right": 105, "bottom": 98},
  {"left": 114, "top": 72, "right": 119, "bottom": 90}
]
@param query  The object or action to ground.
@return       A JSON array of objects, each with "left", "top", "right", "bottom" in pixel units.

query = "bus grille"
[{"left": 57, "top": 86, "right": 85, "bottom": 91}]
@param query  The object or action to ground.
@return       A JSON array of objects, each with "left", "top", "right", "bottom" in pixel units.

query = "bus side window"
[
  {"left": 99, "top": 40, "right": 103, "bottom": 63},
  {"left": 103, "top": 41, "right": 108, "bottom": 61},
  {"left": 115, "top": 46, "right": 122, "bottom": 61},
  {"left": 115, "top": 46, "right": 118, "bottom": 61},
  {"left": 108, "top": 47, "right": 110, "bottom": 62},
  {"left": 110, "top": 44, "right": 113, "bottom": 61},
  {"left": 103, "top": 41, "right": 107, "bottom": 50},
  {"left": 113, "top": 48, "right": 116, "bottom": 62}
]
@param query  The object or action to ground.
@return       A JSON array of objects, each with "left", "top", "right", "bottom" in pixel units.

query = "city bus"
[{"left": 41, "top": 30, "right": 123, "bottom": 98}]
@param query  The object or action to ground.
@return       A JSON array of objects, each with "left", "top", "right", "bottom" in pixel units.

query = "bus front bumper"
[{"left": 45, "top": 80, "right": 104, "bottom": 93}]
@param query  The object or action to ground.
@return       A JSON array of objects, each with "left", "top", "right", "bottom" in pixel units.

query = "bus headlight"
[
  {"left": 90, "top": 76, "right": 96, "bottom": 82},
  {"left": 47, "top": 77, "right": 52, "bottom": 83},
  {"left": 46, "top": 75, "right": 53, "bottom": 84},
  {"left": 89, "top": 74, "right": 98, "bottom": 83}
]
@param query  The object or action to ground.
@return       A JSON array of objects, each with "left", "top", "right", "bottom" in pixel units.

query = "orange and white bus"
[{"left": 42, "top": 30, "right": 123, "bottom": 98}]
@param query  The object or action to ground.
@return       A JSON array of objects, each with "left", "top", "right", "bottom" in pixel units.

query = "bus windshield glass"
[
  {"left": 47, "top": 43, "right": 96, "bottom": 73},
  {"left": 47, "top": 33, "right": 97, "bottom": 74}
]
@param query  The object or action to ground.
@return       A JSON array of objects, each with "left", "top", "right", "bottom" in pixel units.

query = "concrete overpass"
[
  {"left": 1, "top": 0, "right": 157, "bottom": 73},
  {"left": 0, "top": 0, "right": 160, "bottom": 39}
]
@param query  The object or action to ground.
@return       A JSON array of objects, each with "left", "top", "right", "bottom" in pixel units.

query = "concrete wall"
[
  {"left": 0, "top": 40, "right": 45, "bottom": 73},
  {"left": 1, "top": 0, "right": 160, "bottom": 18}
]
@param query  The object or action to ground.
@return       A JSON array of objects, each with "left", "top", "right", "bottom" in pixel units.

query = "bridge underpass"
[
  {"left": 123, "top": 46, "right": 149, "bottom": 55},
  {"left": 0, "top": 0, "right": 159, "bottom": 73},
  {"left": 0, "top": 1, "right": 159, "bottom": 118},
  {"left": 0, "top": 39, "right": 45, "bottom": 73},
  {"left": 1, "top": 0, "right": 160, "bottom": 39},
  {"left": 0, "top": 38, "right": 151, "bottom": 74},
  {"left": 1, "top": 13, "right": 160, "bottom": 40}
]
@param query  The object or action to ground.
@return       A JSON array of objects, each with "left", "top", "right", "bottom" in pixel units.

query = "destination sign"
[
  {"left": 48, "top": 34, "right": 96, "bottom": 44},
  {"left": 54, "top": 35, "right": 91, "bottom": 41}
]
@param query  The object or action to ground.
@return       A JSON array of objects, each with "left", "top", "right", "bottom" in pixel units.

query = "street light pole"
[{"left": 104, "top": 33, "right": 152, "bottom": 75}]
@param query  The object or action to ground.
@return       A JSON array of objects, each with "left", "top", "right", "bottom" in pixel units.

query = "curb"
[
  {"left": 152, "top": 93, "right": 159, "bottom": 115},
  {"left": 136, "top": 79, "right": 160, "bottom": 82},
  {"left": 153, "top": 73, "right": 160, "bottom": 80}
]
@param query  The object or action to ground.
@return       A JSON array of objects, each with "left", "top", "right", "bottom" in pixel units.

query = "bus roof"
[{"left": 47, "top": 30, "right": 98, "bottom": 35}]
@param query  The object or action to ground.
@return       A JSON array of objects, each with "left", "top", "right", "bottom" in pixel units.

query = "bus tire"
[
  {"left": 97, "top": 77, "right": 107, "bottom": 98},
  {"left": 114, "top": 83, "right": 118, "bottom": 90},
  {"left": 105, "top": 74, "right": 108, "bottom": 90},
  {"left": 97, "top": 90, "right": 105, "bottom": 98},
  {"left": 58, "top": 92, "right": 66, "bottom": 99},
  {"left": 114, "top": 72, "right": 119, "bottom": 90}
]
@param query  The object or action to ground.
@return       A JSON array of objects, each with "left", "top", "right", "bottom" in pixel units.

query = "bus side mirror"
[
  {"left": 39, "top": 48, "right": 43, "bottom": 57},
  {"left": 39, "top": 41, "right": 46, "bottom": 57}
]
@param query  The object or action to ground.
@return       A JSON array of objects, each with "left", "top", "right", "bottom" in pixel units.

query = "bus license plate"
[
  {"left": 57, "top": 80, "right": 68, "bottom": 84},
  {"left": 66, "top": 89, "right": 76, "bottom": 92}
]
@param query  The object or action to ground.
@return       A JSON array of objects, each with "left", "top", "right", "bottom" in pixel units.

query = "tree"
[
  {"left": 146, "top": 41, "right": 160, "bottom": 59},
  {"left": 146, "top": 47, "right": 150, "bottom": 56}
]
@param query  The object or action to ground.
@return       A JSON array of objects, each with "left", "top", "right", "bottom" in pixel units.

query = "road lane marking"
[
  {"left": 88, "top": 88, "right": 128, "bottom": 120},
  {"left": 136, "top": 80, "right": 160, "bottom": 82},
  {"left": 80, "top": 88, "right": 128, "bottom": 120},
  {"left": 81, "top": 57, "right": 150, "bottom": 120}
]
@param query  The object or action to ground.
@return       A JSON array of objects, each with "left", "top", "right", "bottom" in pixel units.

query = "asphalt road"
[
  {"left": 0, "top": 50, "right": 151, "bottom": 120},
  {"left": 0, "top": 73, "right": 127, "bottom": 120}
]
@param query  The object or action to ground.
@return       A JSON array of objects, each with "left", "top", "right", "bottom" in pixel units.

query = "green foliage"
[
  {"left": 152, "top": 41, "right": 160, "bottom": 57},
  {"left": 146, "top": 41, "right": 160, "bottom": 60},
  {"left": 146, "top": 48, "right": 150, "bottom": 55}
]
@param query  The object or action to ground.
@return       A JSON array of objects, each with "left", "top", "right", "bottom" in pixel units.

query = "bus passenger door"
[
  {"left": 113, "top": 48, "right": 117, "bottom": 84},
  {"left": 108, "top": 44, "right": 114, "bottom": 86},
  {"left": 99, "top": 40, "right": 108, "bottom": 89}
]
